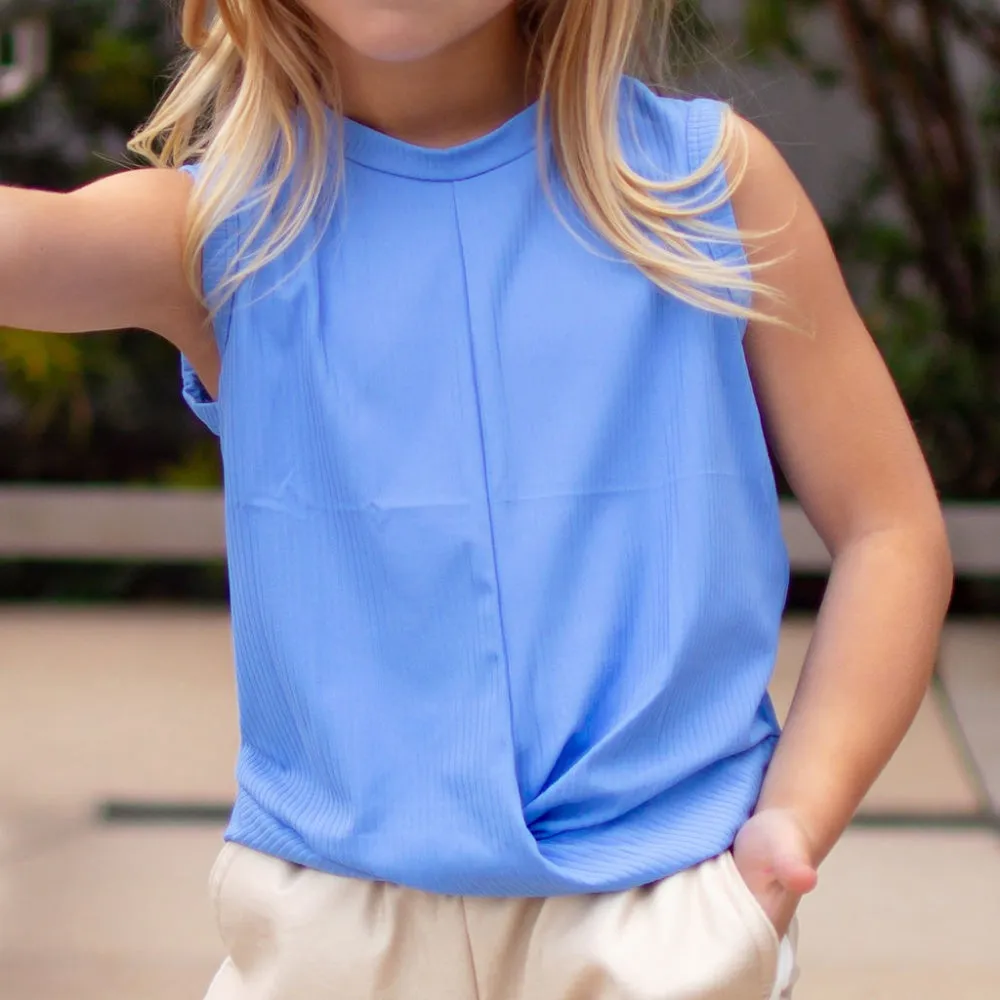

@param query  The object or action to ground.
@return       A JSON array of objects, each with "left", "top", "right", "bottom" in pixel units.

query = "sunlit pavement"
[{"left": 1, "top": 609, "right": 998, "bottom": 999}]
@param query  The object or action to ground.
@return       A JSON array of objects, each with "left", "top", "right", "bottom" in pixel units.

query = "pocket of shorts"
[
  {"left": 208, "top": 842, "right": 240, "bottom": 917},
  {"left": 718, "top": 851, "right": 782, "bottom": 998},
  {"left": 719, "top": 850, "right": 780, "bottom": 948}
]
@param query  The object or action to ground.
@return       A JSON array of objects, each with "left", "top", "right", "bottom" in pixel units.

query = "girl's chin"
[{"left": 323, "top": 16, "right": 459, "bottom": 65}]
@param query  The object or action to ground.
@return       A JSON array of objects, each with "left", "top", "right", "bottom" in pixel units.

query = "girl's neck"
[{"left": 326, "top": 7, "right": 536, "bottom": 149}]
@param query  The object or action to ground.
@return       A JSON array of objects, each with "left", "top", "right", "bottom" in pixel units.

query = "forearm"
[{"left": 756, "top": 523, "right": 953, "bottom": 865}]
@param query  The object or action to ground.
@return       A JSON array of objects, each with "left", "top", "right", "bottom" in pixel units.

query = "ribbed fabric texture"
[{"left": 180, "top": 81, "right": 789, "bottom": 898}]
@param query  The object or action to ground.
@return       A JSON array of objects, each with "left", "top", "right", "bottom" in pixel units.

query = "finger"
[{"left": 775, "top": 856, "right": 819, "bottom": 895}]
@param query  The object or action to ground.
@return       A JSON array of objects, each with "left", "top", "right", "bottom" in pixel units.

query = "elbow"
[
  {"left": 887, "top": 510, "right": 955, "bottom": 611},
  {"left": 933, "top": 515, "right": 955, "bottom": 608},
  {"left": 835, "top": 506, "right": 955, "bottom": 611},
  {"left": 919, "top": 511, "right": 955, "bottom": 610}
]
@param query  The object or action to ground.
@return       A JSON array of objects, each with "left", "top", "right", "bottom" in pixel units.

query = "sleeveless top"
[{"left": 180, "top": 79, "right": 789, "bottom": 897}]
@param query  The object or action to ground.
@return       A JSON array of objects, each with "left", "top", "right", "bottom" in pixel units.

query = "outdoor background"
[
  {"left": 0, "top": 2, "right": 999, "bottom": 999},
  {"left": 3, "top": 0, "right": 1000, "bottom": 603}
]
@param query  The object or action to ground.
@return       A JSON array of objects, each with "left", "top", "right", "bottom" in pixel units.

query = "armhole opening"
[
  {"left": 684, "top": 99, "right": 752, "bottom": 339},
  {"left": 179, "top": 164, "right": 241, "bottom": 436}
]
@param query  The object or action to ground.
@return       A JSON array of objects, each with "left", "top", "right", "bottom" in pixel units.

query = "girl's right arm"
[{"left": 0, "top": 168, "right": 217, "bottom": 393}]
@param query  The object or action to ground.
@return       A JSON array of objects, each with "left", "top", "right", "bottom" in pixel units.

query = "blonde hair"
[{"left": 130, "top": 0, "right": 767, "bottom": 321}]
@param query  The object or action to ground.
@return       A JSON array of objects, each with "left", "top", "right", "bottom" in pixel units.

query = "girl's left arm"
[{"left": 730, "top": 118, "right": 954, "bottom": 868}]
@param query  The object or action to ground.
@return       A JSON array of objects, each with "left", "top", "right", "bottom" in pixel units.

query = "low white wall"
[{"left": 0, "top": 487, "right": 996, "bottom": 574}]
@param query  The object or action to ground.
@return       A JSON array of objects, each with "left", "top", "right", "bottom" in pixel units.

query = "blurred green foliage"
[
  {"left": 0, "top": 0, "right": 220, "bottom": 488},
  {"left": 2, "top": 0, "right": 1000, "bottom": 500},
  {"left": 732, "top": 0, "right": 1000, "bottom": 498}
]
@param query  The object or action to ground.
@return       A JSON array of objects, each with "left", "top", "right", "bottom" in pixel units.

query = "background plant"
[
  {"left": 3, "top": 0, "right": 1000, "bottom": 498},
  {"left": 732, "top": 0, "right": 1000, "bottom": 498},
  {"left": 0, "top": 0, "right": 217, "bottom": 487}
]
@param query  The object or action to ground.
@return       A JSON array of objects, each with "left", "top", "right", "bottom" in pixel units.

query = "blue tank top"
[{"left": 181, "top": 80, "right": 789, "bottom": 897}]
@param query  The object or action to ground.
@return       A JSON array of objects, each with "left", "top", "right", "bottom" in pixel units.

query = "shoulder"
[
  {"left": 619, "top": 78, "right": 734, "bottom": 177},
  {"left": 65, "top": 167, "right": 202, "bottom": 340},
  {"left": 620, "top": 84, "right": 811, "bottom": 266},
  {"left": 723, "top": 117, "right": 806, "bottom": 248},
  {"left": 70, "top": 165, "right": 194, "bottom": 235}
]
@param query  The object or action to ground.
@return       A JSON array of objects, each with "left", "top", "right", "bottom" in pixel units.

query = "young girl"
[{"left": 3, "top": 1, "right": 952, "bottom": 998}]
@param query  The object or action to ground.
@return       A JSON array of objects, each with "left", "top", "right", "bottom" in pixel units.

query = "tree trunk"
[{"left": 831, "top": 0, "right": 995, "bottom": 353}]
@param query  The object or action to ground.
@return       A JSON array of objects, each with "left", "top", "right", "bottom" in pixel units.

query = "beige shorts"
[{"left": 203, "top": 842, "right": 798, "bottom": 1000}]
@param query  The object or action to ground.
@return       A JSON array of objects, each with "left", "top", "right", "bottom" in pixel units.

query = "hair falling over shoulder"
[{"left": 130, "top": 1, "right": 773, "bottom": 321}]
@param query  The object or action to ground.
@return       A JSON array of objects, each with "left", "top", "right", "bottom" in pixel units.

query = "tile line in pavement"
[
  {"left": 95, "top": 800, "right": 1000, "bottom": 834},
  {"left": 931, "top": 670, "right": 997, "bottom": 813}
]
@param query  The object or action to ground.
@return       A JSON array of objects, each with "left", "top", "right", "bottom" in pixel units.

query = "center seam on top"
[{"left": 449, "top": 183, "right": 523, "bottom": 801}]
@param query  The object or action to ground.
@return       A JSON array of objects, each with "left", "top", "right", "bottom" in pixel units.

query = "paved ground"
[{"left": 0, "top": 608, "right": 998, "bottom": 999}]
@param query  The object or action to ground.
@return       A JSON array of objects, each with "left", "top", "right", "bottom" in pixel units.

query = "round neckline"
[{"left": 340, "top": 99, "right": 540, "bottom": 181}]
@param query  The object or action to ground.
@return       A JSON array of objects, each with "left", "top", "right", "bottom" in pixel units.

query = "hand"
[{"left": 732, "top": 808, "right": 819, "bottom": 939}]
